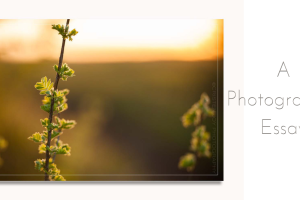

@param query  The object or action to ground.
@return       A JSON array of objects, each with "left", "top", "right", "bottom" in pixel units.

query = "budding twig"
[{"left": 44, "top": 19, "right": 70, "bottom": 181}]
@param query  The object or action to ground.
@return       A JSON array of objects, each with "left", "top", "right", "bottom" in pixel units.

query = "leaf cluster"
[
  {"left": 31, "top": 63, "right": 76, "bottom": 181},
  {"left": 29, "top": 107, "right": 76, "bottom": 181},
  {"left": 29, "top": 115, "right": 75, "bottom": 181},
  {"left": 34, "top": 66, "right": 75, "bottom": 114},
  {"left": 54, "top": 64, "right": 75, "bottom": 81},
  {"left": 190, "top": 126, "right": 211, "bottom": 157},
  {"left": 181, "top": 93, "right": 215, "bottom": 128},
  {"left": 178, "top": 153, "right": 196, "bottom": 172},
  {"left": 38, "top": 139, "right": 71, "bottom": 156},
  {"left": 178, "top": 93, "right": 215, "bottom": 172},
  {"left": 34, "top": 158, "right": 66, "bottom": 181},
  {"left": 34, "top": 76, "right": 53, "bottom": 95},
  {"left": 28, "top": 117, "right": 76, "bottom": 144},
  {"left": 52, "top": 24, "right": 78, "bottom": 41}
]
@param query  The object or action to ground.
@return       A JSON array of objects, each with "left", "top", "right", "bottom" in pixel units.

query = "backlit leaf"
[{"left": 34, "top": 77, "right": 53, "bottom": 95}]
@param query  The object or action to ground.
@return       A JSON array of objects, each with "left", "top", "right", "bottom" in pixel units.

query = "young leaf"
[
  {"left": 52, "top": 24, "right": 67, "bottom": 39},
  {"left": 28, "top": 132, "right": 45, "bottom": 143},
  {"left": 55, "top": 117, "right": 76, "bottom": 130},
  {"left": 54, "top": 63, "right": 75, "bottom": 81},
  {"left": 41, "top": 130, "right": 62, "bottom": 141},
  {"left": 178, "top": 153, "right": 196, "bottom": 172},
  {"left": 51, "top": 130, "right": 61, "bottom": 140},
  {"left": 56, "top": 143, "right": 71, "bottom": 156},
  {"left": 34, "top": 77, "right": 53, "bottom": 95},
  {"left": 181, "top": 108, "right": 197, "bottom": 128},
  {"left": 38, "top": 144, "right": 46, "bottom": 154},
  {"left": 67, "top": 29, "right": 78, "bottom": 41},
  {"left": 192, "top": 126, "right": 210, "bottom": 141},
  {"left": 196, "top": 140, "right": 211, "bottom": 158},
  {"left": 42, "top": 96, "right": 51, "bottom": 105},
  {"left": 48, "top": 140, "right": 71, "bottom": 156},
  {"left": 34, "top": 159, "right": 45, "bottom": 172},
  {"left": 52, "top": 24, "right": 78, "bottom": 41},
  {"left": 40, "top": 104, "right": 52, "bottom": 113}
]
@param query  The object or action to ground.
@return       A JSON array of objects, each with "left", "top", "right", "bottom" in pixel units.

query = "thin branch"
[
  {"left": 52, "top": 113, "right": 61, "bottom": 162},
  {"left": 44, "top": 19, "right": 70, "bottom": 181}
]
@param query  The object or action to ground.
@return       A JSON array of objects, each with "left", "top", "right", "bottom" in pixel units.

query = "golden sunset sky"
[{"left": 0, "top": 19, "right": 223, "bottom": 63}]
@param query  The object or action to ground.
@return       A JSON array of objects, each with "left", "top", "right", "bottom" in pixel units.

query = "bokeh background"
[{"left": 0, "top": 19, "right": 223, "bottom": 181}]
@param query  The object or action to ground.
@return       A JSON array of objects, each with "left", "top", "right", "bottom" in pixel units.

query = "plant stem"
[
  {"left": 52, "top": 113, "right": 61, "bottom": 162},
  {"left": 44, "top": 19, "right": 70, "bottom": 181}
]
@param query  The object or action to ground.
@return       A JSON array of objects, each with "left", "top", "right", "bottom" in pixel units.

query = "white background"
[
  {"left": 0, "top": 0, "right": 244, "bottom": 199},
  {"left": 245, "top": 0, "right": 300, "bottom": 199}
]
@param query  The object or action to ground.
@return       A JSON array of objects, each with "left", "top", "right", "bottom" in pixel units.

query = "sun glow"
[
  {"left": 71, "top": 19, "right": 216, "bottom": 48},
  {"left": 0, "top": 19, "right": 223, "bottom": 63},
  {"left": 0, "top": 20, "right": 39, "bottom": 39}
]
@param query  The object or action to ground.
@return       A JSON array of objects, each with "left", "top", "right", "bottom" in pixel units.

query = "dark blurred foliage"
[{"left": 0, "top": 60, "right": 223, "bottom": 180}]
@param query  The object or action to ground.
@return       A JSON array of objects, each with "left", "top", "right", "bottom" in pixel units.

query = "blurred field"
[{"left": 0, "top": 60, "right": 223, "bottom": 180}]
